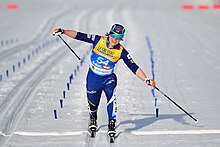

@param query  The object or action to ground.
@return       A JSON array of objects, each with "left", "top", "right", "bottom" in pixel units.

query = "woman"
[{"left": 52, "top": 24, "right": 155, "bottom": 136}]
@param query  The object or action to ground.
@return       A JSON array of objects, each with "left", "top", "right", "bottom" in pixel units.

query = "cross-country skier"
[{"left": 52, "top": 24, "right": 155, "bottom": 137}]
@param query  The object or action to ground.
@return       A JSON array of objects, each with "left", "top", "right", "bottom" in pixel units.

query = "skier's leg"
[
  {"left": 103, "top": 74, "right": 117, "bottom": 138},
  {"left": 87, "top": 91, "right": 102, "bottom": 117},
  {"left": 103, "top": 74, "right": 117, "bottom": 121},
  {"left": 86, "top": 70, "right": 103, "bottom": 118}
]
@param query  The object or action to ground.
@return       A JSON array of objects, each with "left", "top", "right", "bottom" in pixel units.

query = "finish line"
[
  {"left": 1, "top": 130, "right": 220, "bottom": 137},
  {"left": 0, "top": 131, "right": 85, "bottom": 137},
  {"left": 131, "top": 130, "right": 220, "bottom": 135}
]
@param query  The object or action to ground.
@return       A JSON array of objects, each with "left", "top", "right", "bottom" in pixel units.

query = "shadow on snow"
[{"left": 118, "top": 113, "right": 203, "bottom": 133}]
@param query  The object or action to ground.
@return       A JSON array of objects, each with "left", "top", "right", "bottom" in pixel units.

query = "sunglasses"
[{"left": 109, "top": 31, "right": 124, "bottom": 40}]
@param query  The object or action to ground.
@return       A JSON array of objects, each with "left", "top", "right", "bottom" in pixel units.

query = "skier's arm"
[
  {"left": 53, "top": 28, "right": 99, "bottom": 44},
  {"left": 121, "top": 49, "right": 139, "bottom": 74},
  {"left": 135, "top": 68, "right": 147, "bottom": 81},
  {"left": 121, "top": 49, "right": 155, "bottom": 87},
  {"left": 52, "top": 28, "right": 77, "bottom": 38},
  {"left": 63, "top": 30, "right": 77, "bottom": 38},
  {"left": 63, "top": 30, "right": 97, "bottom": 44}
]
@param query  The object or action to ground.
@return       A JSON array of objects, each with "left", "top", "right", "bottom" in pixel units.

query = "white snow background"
[{"left": 0, "top": 0, "right": 220, "bottom": 146}]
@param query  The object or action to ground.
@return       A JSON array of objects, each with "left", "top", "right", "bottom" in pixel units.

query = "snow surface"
[{"left": 1, "top": 0, "right": 220, "bottom": 146}]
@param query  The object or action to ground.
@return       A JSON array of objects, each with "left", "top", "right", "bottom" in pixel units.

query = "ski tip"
[
  {"left": 90, "top": 130, "right": 96, "bottom": 138},
  {"left": 110, "top": 137, "right": 115, "bottom": 143},
  {"left": 91, "top": 133, "right": 95, "bottom": 138}
]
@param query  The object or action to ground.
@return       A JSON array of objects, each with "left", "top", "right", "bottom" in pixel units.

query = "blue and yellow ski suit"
[{"left": 75, "top": 32, "right": 139, "bottom": 120}]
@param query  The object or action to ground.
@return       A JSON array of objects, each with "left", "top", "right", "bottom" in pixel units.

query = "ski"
[
  {"left": 89, "top": 126, "right": 97, "bottom": 138},
  {"left": 108, "top": 131, "right": 116, "bottom": 143},
  {"left": 110, "top": 136, "right": 115, "bottom": 143}
]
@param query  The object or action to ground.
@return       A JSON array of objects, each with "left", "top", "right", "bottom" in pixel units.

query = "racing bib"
[{"left": 90, "top": 36, "right": 123, "bottom": 76}]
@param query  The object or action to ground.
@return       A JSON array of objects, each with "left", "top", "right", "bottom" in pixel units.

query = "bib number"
[{"left": 97, "top": 57, "right": 109, "bottom": 65}]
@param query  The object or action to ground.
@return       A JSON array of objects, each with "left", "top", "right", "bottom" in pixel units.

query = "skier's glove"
[
  {"left": 144, "top": 78, "right": 155, "bottom": 87},
  {"left": 53, "top": 28, "right": 64, "bottom": 36}
]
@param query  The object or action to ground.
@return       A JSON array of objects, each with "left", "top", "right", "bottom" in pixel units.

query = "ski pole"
[
  {"left": 58, "top": 35, "right": 81, "bottom": 60},
  {"left": 154, "top": 86, "right": 198, "bottom": 123}
]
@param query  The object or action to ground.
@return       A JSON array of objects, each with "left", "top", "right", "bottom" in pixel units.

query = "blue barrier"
[
  {"left": 6, "top": 69, "right": 9, "bottom": 77},
  {"left": 154, "top": 97, "right": 158, "bottom": 107},
  {"left": 13, "top": 65, "right": 15, "bottom": 72},
  {"left": 63, "top": 91, "right": 66, "bottom": 98},
  {"left": 5, "top": 40, "right": 9, "bottom": 45},
  {"left": 0, "top": 38, "right": 59, "bottom": 84},
  {"left": 67, "top": 83, "right": 70, "bottom": 90},
  {"left": 60, "top": 99, "right": 63, "bottom": 108},
  {"left": 35, "top": 48, "right": 38, "bottom": 54},
  {"left": 0, "top": 38, "right": 19, "bottom": 46},
  {"left": 74, "top": 69, "right": 77, "bottom": 76},
  {"left": 54, "top": 110, "right": 58, "bottom": 119},
  {"left": 23, "top": 58, "right": 26, "bottom": 64},
  {"left": 146, "top": 36, "right": 159, "bottom": 117},
  {"left": 156, "top": 108, "right": 159, "bottom": 117},
  {"left": 53, "top": 47, "right": 91, "bottom": 120},
  {"left": 18, "top": 62, "right": 21, "bottom": 68},
  {"left": 69, "top": 74, "right": 73, "bottom": 84}
]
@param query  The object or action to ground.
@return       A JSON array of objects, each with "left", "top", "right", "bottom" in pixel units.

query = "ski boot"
[
  {"left": 108, "top": 119, "right": 116, "bottom": 143},
  {"left": 88, "top": 115, "right": 97, "bottom": 138}
]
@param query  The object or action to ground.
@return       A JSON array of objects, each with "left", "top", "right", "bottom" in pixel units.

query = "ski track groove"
[
  {"left": 0, "top": 48, "right": 68, "bottom": 146},
  {"left": 0, "top": 9, "right": 71, "bottom": 62},
  {"left": 85, "top": 134, "right": 96, "bottom": 147},
  {"left": 0, "top": 7, "right": 101, "bottom": 147},
  {"left": 0, "top": 6, "right": 94, "bottom": 129}
]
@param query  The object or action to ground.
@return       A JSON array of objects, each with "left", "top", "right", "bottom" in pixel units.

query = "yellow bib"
[{"left": 93, "top": 36, "right": 123, "bottom": 62}]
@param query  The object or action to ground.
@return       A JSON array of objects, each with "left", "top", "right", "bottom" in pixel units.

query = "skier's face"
[{"left": 109, "top": 35, "right": 121, "bottom": 48}]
